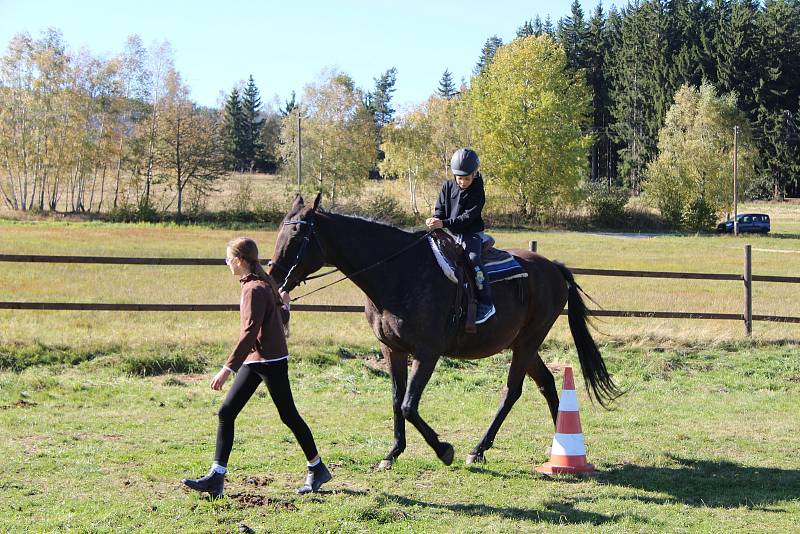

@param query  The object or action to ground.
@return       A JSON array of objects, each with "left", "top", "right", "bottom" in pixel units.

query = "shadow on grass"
[
  {"left": 382, "top": 493, "right": 612, "bottom": 525},
  {"left": 601, "top": 455, "right": 800, "bottom": 510}
]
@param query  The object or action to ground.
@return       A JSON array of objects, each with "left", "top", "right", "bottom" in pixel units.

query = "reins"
[{"left": 287, "top": 228, "right": 434, "bottom": 303}]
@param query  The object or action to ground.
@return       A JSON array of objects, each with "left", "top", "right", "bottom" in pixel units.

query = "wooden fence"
[{"left": 2, "top": 244, "right": 799, "bottom": 336}]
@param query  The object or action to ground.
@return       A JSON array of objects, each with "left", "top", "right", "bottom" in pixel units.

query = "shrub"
[
  {"left": 682, "top": 196, "right": 717, "bottom": 231},
  {"left": 369, "top": 194, "right": 407, "bottom": 225},
  {"left": 584, "top": 183, "right": 629, "bottom": 226}
]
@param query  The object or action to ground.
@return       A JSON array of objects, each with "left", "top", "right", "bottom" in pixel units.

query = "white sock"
[
  {"left": 211, "top": 462, "right": 227, "bottom": 475},
  {"left": 307, "top": 457, "right": 321, "bottom": 468}
]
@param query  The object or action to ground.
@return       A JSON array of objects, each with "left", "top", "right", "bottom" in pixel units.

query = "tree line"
[{"left": 1, "top": 0, "right": 798, "bottom": 229}]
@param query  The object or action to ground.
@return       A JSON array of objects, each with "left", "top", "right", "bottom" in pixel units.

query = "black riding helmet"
[{"left": 450, "top": 148, "right": 480, "bottom": 176}]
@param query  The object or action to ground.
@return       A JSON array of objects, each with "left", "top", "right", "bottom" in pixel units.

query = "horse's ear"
[
  {"left": 292, "top": 194, "right": 304, "bottom": 210},
  {"left": 312, "top": 192, "right": 322, "bottom": 211}
]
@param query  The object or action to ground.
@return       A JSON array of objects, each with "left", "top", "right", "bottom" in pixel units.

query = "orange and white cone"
[{"left": 536, "top": 366, "right": 596, "bottom": 475}]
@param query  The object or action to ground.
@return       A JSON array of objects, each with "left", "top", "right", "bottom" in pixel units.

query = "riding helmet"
[{"left": 450, "top": 148, "right": 480, "bottom": 176}]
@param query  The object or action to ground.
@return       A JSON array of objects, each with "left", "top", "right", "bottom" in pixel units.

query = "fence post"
[
  {"left": 744, "top": 244, "right": 752, "bottom": 336},
  {"left": 529, "top": 240, "right": 537, "bottom": 253}
]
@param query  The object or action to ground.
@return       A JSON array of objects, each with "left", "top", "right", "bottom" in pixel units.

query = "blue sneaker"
[{"left": 475, "top": 303, "right": 496, "bottom": 324}]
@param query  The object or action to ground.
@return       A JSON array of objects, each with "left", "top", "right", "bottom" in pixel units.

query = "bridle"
[{"left": 269, "top": 215, "right": 326, "bottom": 293}]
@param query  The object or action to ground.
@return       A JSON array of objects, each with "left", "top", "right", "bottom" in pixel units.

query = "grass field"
[{"left": 1, "top": 200, "right": 799, "bottom": 532}]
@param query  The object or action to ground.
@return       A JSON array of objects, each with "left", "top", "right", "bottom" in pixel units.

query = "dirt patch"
[
  {"left": 228, "top": 492, "right": 297, "bottom": 511},
  {"left": 363, "top": 356, "right": 388, "bottom": 376},
  {"left": 0, "top": 399, "right": 38, "bottom": 410},
  {"left": 244, "top": 475, "right": 273, "bottom": 487}
]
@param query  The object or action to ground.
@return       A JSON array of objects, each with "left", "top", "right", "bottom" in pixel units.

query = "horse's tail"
[{"left": 553, "top": 262, "right": 622, "bottom": 408}]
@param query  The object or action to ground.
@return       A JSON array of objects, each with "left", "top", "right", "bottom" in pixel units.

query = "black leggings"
[{"left": 214, "top": 359, "right": 318, "bottom": 466}]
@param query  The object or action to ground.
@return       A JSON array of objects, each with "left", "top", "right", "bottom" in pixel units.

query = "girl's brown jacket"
[{"left": 224, "top": 274, "right": 290, "bottom": 372}]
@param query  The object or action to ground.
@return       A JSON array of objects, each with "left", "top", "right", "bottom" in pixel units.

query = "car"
[{"left": 717, "top": 213, "right": 771, "bottom": 234}]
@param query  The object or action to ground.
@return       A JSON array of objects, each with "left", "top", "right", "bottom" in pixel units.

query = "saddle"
[{"left": 428, "top": 229, "right": 528, "bottom": 334}]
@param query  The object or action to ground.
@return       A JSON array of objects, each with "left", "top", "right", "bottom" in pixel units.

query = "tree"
[
  {"left": 280, "top": 70, "right": 376, "bottom": 206},
  {"left": 517, "top": 20, "right": 535, "bottom": 38},
  {"left": 370, "top": 67, "right": 397, "bottom": 129},
  {"left": 280, "top": 90, "right": 297, "bottom": 116},
  {"left": 468, "top": 35, "right": 592, "bottom": 217},
  {"left": 381, "top": 94, "right": 472, "bottom": 214},
  {"left": 240, "top": 75, "right": 264, "bottom": 172},
  {"left": 140, "top": 40, "right": 173, "bottom": 209},
  {"left": 753, "top": 0, "right": 800, "bottom": 198},
  {"left": 380, "top": 103, "right": 433, "bottom": 215},
  {"left": 558, "top": 0, "right": 589, "bottom": 69},
  {"left": 436, "top": 69, "right": 457, "bottom": 100},
  {"left": 256, "top": 110, "right": 282, "bottom": 174},
  {"left": 645, "top": 82, "right": 756, "bottom": 229},
  {"left": 474, "top": 35, "right": 503, "bottom": 75},
  {"left": 158, "top": 69, "right": 225, "bottom": 219},
  {"left": 585, "top": 3, "right": 613, "bottom": 184},
  {"left": 221, "top": 86, "right": 245, "bottom": 171}
]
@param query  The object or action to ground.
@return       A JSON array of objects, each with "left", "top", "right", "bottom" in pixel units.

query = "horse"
[{"left": 269, "top": 194, "right": 620, "bottom": 469}]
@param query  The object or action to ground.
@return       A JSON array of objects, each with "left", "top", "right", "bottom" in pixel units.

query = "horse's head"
[{"left": 269, "top": 193, "right": 326, "bottom": 293}]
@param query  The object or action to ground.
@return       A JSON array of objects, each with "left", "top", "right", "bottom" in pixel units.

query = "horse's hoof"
[
  {"left": 377, "top": 459, "right": 393, "bottom": 471},
  {"left": 438, "top": 442, "right": 455, "bottom": 466},
  {"left": 466, "top": 452, "right": 486, "bottom": 465}
]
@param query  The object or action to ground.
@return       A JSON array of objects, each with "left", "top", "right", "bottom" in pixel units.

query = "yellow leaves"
[{"left": 467, "top": 35, "right": 592, "bottom": 214}]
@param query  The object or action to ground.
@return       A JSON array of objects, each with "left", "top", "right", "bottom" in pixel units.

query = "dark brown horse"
[{"left": 269, "top": 194, "right": 619, "bottom": 468}]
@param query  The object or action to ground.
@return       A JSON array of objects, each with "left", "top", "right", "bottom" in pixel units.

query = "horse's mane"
[{"left": 320, "top": 209, "right": 428, "bottom": 240}]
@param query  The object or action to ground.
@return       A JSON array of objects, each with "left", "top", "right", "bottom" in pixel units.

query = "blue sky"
[{"left": 1, "top": 0, "right": 594, "bottom": 111}]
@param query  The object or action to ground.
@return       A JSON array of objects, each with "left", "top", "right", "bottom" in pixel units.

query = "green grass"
[
  {"left": 1, "top": 204, "right": 799, "bottom": 531},
  {"left": 1, "top": 344, "right": 799, "bottom": 532}
]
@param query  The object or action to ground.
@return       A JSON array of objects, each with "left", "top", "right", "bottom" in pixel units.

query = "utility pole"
[
  {"left": 297, "top": 115, "right": 302, "bottom": 187},
  {"left": 733, "top": 126, "right": 739, "bottom": 236}
]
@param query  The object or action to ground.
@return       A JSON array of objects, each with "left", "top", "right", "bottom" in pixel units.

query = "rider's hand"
[
  {"left": 210, "top": 367, "right": 231, "bottom": 390},
  {"left": 279, "top": 290, "right": 291, "bottom": 306},
  {"left": 426, "top": 217, "right": 444, "bottom": 230}
]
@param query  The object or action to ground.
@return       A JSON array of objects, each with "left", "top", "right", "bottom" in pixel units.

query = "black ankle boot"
[
  {"left": 297, "top": 462, "right": 332, "bottom": 494},
  {"left": 182, "top": 469, "right": 225, "bottom": 498}
]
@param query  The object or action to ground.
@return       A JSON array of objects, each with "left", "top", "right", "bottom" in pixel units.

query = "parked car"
[{"left": 717, "top": 213, "right": 771, "bottom": 234}]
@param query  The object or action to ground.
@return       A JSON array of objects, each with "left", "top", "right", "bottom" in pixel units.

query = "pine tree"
[
  {"left": 559, "top": 0, "right": 589, "bottom": 69},
  {"left": 586, "top": 2, "right": 613, "bottom": 182},
  {"left": 241, "top": 75, "right": 265, "bottom": 172},
  {"left": 667, "top": 0, "right": 707, "bottom": 89},
  {"left": 280, "top": 90, "right": 298, "bottom": 117},
  {"left": 543, "top": 15, "right": 555, "bottom": 36},
  {"left": 371, "top": 67, "right": 398, "bottom": 128},
  {"left": 474, "top": 35, "right": 503, "bottom": 75},
  {"left": 516, "top": 20, "right": 535, "bottom": 38},
  {"left": 754, "top": 0, "right": 800, "bottom": 198},
  {"left": 436, "top": 69, "right": 457, "bottom": 99},
  {"left": 221, "top": 87, "right": 245, "bottom": 171},
  {"left": 532, "top": 15, "right": 544, "bottom": 35}
]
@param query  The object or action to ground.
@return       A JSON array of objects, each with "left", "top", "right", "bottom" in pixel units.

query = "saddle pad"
[{"left": 428, "top": 236, "right": 528, "bottom": 285}]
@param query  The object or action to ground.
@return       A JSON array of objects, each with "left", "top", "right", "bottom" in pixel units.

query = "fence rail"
[{"left": 2, "top": 244, "right": 799, "bottom": 334}]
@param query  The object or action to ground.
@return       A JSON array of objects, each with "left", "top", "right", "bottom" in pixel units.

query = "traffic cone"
[{"left": 536, "top": 366, "right": 596, "bottom": 475}]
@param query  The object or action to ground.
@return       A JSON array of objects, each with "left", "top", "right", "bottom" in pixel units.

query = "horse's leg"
[
  {"left": 526, "top": 352, "right": 559, "bottom": 425},
  {"left": 378, "top": 344, "right": 409, "bottom": 470},
  {"left": 466, "top": 349, "right": 529, "bottom": 464},
  {"left": 401, "top": 354, "right": 454, "bottom": 465}
]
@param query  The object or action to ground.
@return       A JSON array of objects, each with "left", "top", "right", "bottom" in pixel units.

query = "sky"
[{"left": 1, "top": 0, "right": 592, "bottom": 112}]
